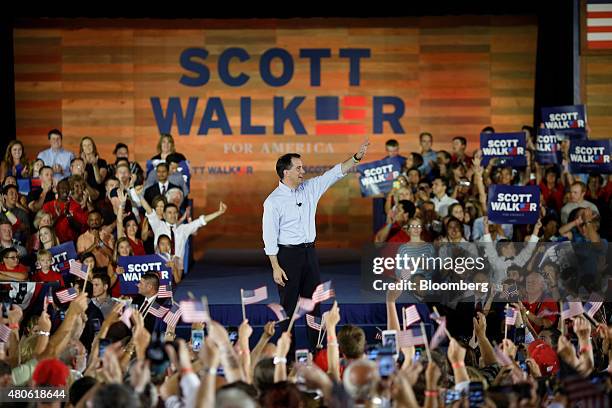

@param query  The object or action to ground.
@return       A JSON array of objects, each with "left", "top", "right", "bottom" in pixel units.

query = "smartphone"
[
  {"left": 412, "top": 349, "right": 422, "bottom": 364},
  {"left": 366, "top": 346, "right": 379, "bottom": 361},
  {"left": 459, "top": 180, "right": 471, "bottom": 187},
  {"left": 227, "top": 326, "right": 238, "bottom": 345},
  {"left": 377, "top": 352, "right": 396, "bottom": 378},
  {"left": 91, "top": 318, "right": 101, "bottom": 334},
  {"left": 445, "top": 389, "right": 462, "bottom": 405},
  {"left": 514, "top": 327, "right": 526, "bottom": 345},
  {"left": 393, "top": 180, "right": 400, "bottom": 190},
  {"left": 295, "top": 349, "right": 309, "bottom": 364},
  {"left": 381, "top": 330, "right": 398, "bottom": 357},
  {"left": 99, "top": 339, "right": 111, "bottom": 358},
  {"left": 59, "top": 310, "right": 66, "bottom": 321},
  {"left": 519, "top": 361, "right": 530, "bottom": 374},
  {"left": 468, "top": 381, "right": 485, "bottom": 408},
  {"left": 191, "top": 329, "right": 204, "bottom": 352}
]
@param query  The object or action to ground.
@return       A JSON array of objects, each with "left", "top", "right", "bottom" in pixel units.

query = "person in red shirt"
[
  {"left": 374, "top": 200, "right": 415, "bottom": 243},
  {"left": 42, "top": 179, "right": 88, "bottom": 243},
  {"left": 538, "top": 167, "right": 565, "bottom": 215},
  {"left": 517, "top": 271, "right": 559, "bottom": 335},
  {"left": 31, "top": 249, "right": 65, "bottom": 287},
  {"left": 0, "top": 247, "right": 28, "bottom": 281},
  {"left": 450, "top": 136, "right": 473, "bottom": 167}
]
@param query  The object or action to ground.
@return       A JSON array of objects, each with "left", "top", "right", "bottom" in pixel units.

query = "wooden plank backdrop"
[
  {"left": 583, "top": 54, "right": 612, "bottom": 139},
  {"left": 13, "top": 17, "right": 537, "bottom": 257}
]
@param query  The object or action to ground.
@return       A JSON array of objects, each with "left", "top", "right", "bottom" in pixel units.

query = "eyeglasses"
[
  {"left": 4, "top": 256, "right": 19, "bottom": 260},
  {"left": 409, "top": 224, "right": 423, "bottom": 229}
]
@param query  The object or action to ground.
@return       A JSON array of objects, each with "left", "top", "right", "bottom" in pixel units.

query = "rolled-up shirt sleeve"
[
  {"left": 263, "top": 199, "right": 280, "bottom": 256},
  {"left": 305, "top": 163, "right": 345, "bottom": 201}
]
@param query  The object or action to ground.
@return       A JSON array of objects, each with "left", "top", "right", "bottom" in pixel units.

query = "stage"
[{"left": 174, "top": 249, "right": 421, "bottom": 348}]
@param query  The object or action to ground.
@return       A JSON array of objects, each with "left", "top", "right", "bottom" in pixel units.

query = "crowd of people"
[{"left": 0, "top": 127, "right": 610, "bottom": 407}]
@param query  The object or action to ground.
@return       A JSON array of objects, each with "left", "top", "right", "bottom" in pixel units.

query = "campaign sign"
[
  {"left": 480, "top": 132, "right": 527, "bottom": 167},
  {"left": 118, "top": 254, "right": 172, "bottom": 295},
  {"left": 541, "top": 105, "right": 587, "bottom": 136},
  {"left": 48, "top": 242, "right": 78, "bottom": 275},
  {"left": 569, "top": 140, "right": 612, "bottom": 174},
  {"left": 535, "top": 128, "right": 563, "bottom": 164},
  {"left": 487, "top": 185, "right": 540, "bottom": 225},
  {"left": 357, "top": 156, "right": 403, "bottom": 197}
]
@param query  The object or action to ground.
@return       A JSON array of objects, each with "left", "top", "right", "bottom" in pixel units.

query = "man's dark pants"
[{"left": 277, "top": 245, "right": 321, "bottom": 355}]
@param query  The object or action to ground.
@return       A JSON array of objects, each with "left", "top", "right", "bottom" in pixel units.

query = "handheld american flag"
[
  {"left": 561, "top": 302, "right": 584, "bottom": 320},
  {"left": 241, "top": 286, "right": 268, "bottom": 305},
  {"left": 293, "top": 297, "right": 315, "bottom": 319},
  {"left": 398, "top": 326, "right": 426, "bottom": 347},
  {"left": 505, "top": 308, "right": 517, "bottom": 326},
  {"left": 429, "top": 317, "right": 447, "bottom": 350},
  {"left": 404, "top": 305, "right": 421, "bottom": 327},
  {"left": 312, "top": 281, "right": 335, "bottom": 303},
  {"left": 0, "top": 324, "right": 10, "bottom": 342},
  {"left": 157, "top": 285, "right": 172, "bottom": 298},
  {"left": 69, "top": 260, "right": 88, "bottom": 280},
  {"left": 148, "top": 303, "right": 169, "bottom": 319},
  {"left": 267, "top": 303, "right": 288, "bottom": 321},
  {"left": 180, "top": 300, "right": 210, "bottom": 323},
  {"left": 120, "top": 307, "right": 132, "bottom": 328},
  {"left": 306, "top": 314, "right": 322, "bottom": 331},
  {"left": 44, "top": 288, "right": 53, "bottom": 311},
  {"left": 583, "top": 294, "right": 604, "bottom": 318},
  {"left": 163, "top": 304, "right": 183, "bottom": 327},
  {"left": 56, "top": 287, "right": 78, "bottom": 303}
]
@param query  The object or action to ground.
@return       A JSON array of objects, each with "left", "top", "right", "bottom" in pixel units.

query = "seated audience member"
[
  {"left": 42, "top": 179, "right": 88, "bottom": 243},
  {"left": 31, "top": 249, "right": 64, "bottom": 287},
  {"left": 0, "top": 247, "right": 28, "bottom": 280}
]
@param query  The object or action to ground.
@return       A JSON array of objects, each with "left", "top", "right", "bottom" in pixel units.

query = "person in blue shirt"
[{"left": 37, "top": 129, "right": 75, "bottom": 183}]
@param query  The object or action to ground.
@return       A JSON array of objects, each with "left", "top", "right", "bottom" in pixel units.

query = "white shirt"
[
  {"left": 263, "top": 164, "right": 345, "bottom": 256},
  {"left": 481, "top": 233, "right": 539, "bottom": 285},
  {"left": 146, "top": 211, "right": 206, "bottom": 261},
  {"left": 139, "top": 294, "right": 158, "bottom": 315},
  {"left": 432, "top": 194, "right": 458, "bottom": 217},
  {"left": 158, "top": 181, "right": 170, "bottom": 195}
]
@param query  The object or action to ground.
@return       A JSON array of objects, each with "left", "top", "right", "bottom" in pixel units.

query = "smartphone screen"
[
  {"left": 445, "top": 389, "right": 462, "bottom": 405},
  {"left": 468, "top": 382, "right": 485, "bottom": 408},
  {"left": 377, "top": 353, "right": 396, "bottom": 378},
  {"left": 381, "top": 331, "right": 398, "bottom": 356},
  {"left": 91, "top": 318, "right": 101, "bottom": 334},
  {"left": 514, "top": 327, "right": 525, "bottom": 345},
  {"left": 295, "top": 349, "right": 309, "bottom": 364},
  {"left": 99, "top": 339, "right": 111, "bottom": 358},
  {"left": 191, "top": 330, "right": 204, "bottom": 352}
]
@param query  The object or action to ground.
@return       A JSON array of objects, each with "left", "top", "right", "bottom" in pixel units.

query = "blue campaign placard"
[
  {"left": 480, "top": 132, "right": 527, "bottom": 167},
  {"left": 487, "top": 185, "right": 541, "bottom": 225},
  {"left": 541, "top": 105, "right": 587, "bottom": 136},
  {"left": 357, "top": 156, "right": 403, "bottom": 197},
  {"left": 569, "top": 139, "right": 612, "bottom": 174},
  {"left": 535, "top": 128, "right": 563, "bottom": 165},
  {"left": 48, "top": 242, "right": 78, "bottom": 275},
  {"left": 118, "top": 254, "right": 172, "bottom": 295}
]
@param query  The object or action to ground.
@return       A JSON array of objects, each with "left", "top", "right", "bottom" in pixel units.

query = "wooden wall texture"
[{"left": 13, "top": 17, "right": 537, "bottom": 256}]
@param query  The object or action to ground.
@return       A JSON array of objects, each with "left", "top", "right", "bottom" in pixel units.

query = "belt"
[{"left": 278, "top": 242, "right": 315, "bottom": 249}]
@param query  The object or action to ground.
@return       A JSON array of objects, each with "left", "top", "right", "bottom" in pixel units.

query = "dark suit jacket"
[
  {"left": 133, "top": 294, "right": 171, "bottom": 333},
  {"left": 144, "top": 182, "right": 180, "bottom": 205}
]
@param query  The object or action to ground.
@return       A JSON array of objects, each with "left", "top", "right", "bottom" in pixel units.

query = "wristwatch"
[{"left": 273, "top": 356, "right": 287, "bottom": 365}]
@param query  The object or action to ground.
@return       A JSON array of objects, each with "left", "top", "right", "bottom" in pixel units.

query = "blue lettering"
[
  {"left": 373, "top": 96, "right": 405, "bottom": 134},
  {"left": 274, "top": 97, "right": 306, "bottom": 135},
  {"left": 299, "top": 49, "right": 331, "bottom": 86},
  {"left": 179, "top": 48, "right": 210, "bottom": 87},
  {"left": 151, "top": 97, "right": 198, "bottom": 135},
  {"left": 198, "top": 97, "right": 232, "bottom": 135},
  {"left": 260, "top": 48, "right": 294, "bottom": 87},
  {"left": 218, "top": 47, "right": 250, "bottom": 87},
  {"left": 339, "top": 49, "right": 371, "bottom": 86},
  {"left": 241, "top": 97, "right": 266, "bottom": 135}
]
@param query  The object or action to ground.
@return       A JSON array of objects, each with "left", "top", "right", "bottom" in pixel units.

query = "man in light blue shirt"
[
  {"left": 37, "top": 129, "right": 75, "bottom": 183},
  {"left": 263, "top": 140, "right": 369, "bottom": 351},
  {"left": 417, "top": 132, "right": 437, "bottom": 178}
]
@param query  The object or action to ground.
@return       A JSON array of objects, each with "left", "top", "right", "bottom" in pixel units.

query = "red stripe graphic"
[
  {"left": 343, "top": 96, "right": 367, "bottom": 107},
  {"left": 587, "top": 26, "right": 612, "bottom": 32},
  {"left": 587, "top": 11, "right": 612, "bottom": 19},
  {"left": 588, "top": 40, "right": 612, "bottom": 48},
  {"left": 315, "top": 124, "right": 367, "bottom": 135},
  {"left": 342, "top": 109, "right": 366, "bottom": 120}
]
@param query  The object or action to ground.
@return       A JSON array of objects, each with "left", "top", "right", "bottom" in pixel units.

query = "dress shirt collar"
[{"left": 278, "top": 180, "right": 300, "bottom": 193}]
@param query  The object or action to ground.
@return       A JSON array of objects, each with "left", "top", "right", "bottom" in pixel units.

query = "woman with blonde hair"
[{"left": 0, "top": 140, "right": 30, "bottom": 180}]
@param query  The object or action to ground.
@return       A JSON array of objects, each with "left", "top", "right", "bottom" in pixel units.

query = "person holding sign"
[
  {"left": 263, "top": 140, "right": 369, "bottom": 351},
  {"left": 138, "top": 188, "right": 227, "bottom": 264}
]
